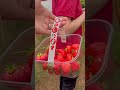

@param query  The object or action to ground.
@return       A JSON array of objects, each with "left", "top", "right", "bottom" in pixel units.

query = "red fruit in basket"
[
  {"left": 71, "top": 61, "right": 80, "bottom": 72},
  {"left": 56, "top": 55, "right": 64, "bottom": 62},
  {"left": 22, "top": 64, "right": 32, "bottom": 81},
  {"left": 42, "top": 63, "right": 48, "bottom": 70},
  {"left": 48, "top": 67, "right": 54, "bottom": 74},
  {"left": 1, "top": 72, "right": 14, "bottom": 81},
  {"left": 86, "top": 83, "right": 104, "bottom": 90},
  {"left": 54, "top": 64, "right": 61, "bottom": 75},
  {"left": 71, "top": 49, "right": 78, "bottom": 57},
  {"left": 57, "top": 49, "right": 66, "bottom": 57},
  {"left": 65, "top": 45, "right": 72, "bottom": 53},
  {"left": 89, "top": 59, "right": 102, "bottom": 75},
  {"left": 71, "top": 44, "right": 79, "bottom": 50},
  {"left": 36, "top": 53, "right": 42, "bottom": 60},
  {"left": 66, "top": 54, "right": 72, "bottom": 61},
  {"left": 61, "top": 63, "right": 71, "bottom": 76}
]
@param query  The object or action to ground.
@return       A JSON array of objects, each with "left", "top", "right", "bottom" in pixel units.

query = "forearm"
[{"left": 69, "top": 12, "right": 85, "bottom": 33}]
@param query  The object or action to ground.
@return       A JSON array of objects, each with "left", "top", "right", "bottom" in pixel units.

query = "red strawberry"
[
  {"left": 71, "top": 44, "right": 79, "bottom": 50},
  {"left": 56, "top": 49, "right": 66, "bottom": 57},
  {"left": 22, "top": 64, "right": 32, "bottom": 82},
  {"left": 56, "top": 55, "right": 64, "bottom": 62},
  {"left": 71, "top": 61, "right": 80, "bottom": 72},
  {"left": 1, "top": 72, "right": 14, "bottom": 81},
  {"left": 61, "top": 63, "right": 71, "bottom": 76},
  {"left": 36, "top": 53, "right": 42, "bottom": 60},
  {"left": 86, "top": 83, "right": 104, "bottom": 90},
  {"left": 42, "top": 63, "right": 48, "bottom": 70},
  {"left": 54, "top": 64, "right": 61, "bottom": 75},
  {"left": 89, "top": 60, "right": 101, "bottom": 75},
  {"left": 65, "top": 45, "right": 72, "bottom": 53},
  {"left": 66, "top": 54, "right": 72, "bottom": 61},
  {"left": 85, "top": 71, "right": 90, "bottom": 81},
  {"left": 40, "top": 54, "right": 48, "bottom": 61},
  {"left": 71, "top": 49, "right": 78, "bottom": 57},
  {"left": 48, "top": 67, "right": 54, "bottom": 74}
]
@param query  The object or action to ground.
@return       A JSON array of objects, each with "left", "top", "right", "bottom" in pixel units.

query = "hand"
[
  {"left": 35, "top": 0, "right": 67, "bottom": 34},
  {"left": 35, "top": 4, "right": 55, "bottom": 34}
]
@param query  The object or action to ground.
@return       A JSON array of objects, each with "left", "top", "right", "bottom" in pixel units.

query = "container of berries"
[
  {"left": 0, "top": 27, "right": 34, "bottom": 88},
  {"left": 85, "top": 20, "right": 113, "bottom": 86},
  {"left": 35, "top": 18, "right": 82, "bottom": 78}
]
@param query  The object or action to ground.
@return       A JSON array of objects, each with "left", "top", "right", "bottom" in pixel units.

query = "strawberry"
[
  {"left": 71, "top": 61, "right": 80, "bottom": 72},
  {"left": 66, "top": 54, "right": 72, "bottom": 61},
  {"left": 56, "top": 55, "right": 64, "bottom": 62},
  {"left": 61, "top": 63, "right": 71, "bottom": 76},
  {"left": 71, "top": 44, "right": 79, "bottom": 50},
  {"left": 48, "top": 67, "right": 54, "bottom": 74},
  {"left": 71, "top": 49, "right": 78, "bottom": 57},
  {"left": 85, "top": 71, "right": 90, "bottom": 81},
  {"left": 1, "top": 72, "right": 14, "bottom": 81},
  {"left": 54, "top": 64, "right": 61, "bottom": 75},
  {"left": 56, "top": 49, "right": 66, "bottom": 57},
  {"left": 89, "top": 60, "right": 101, "bottom": 75},
  {"left": 42, "top": 63, "right": 48, "bottom": 70},
  {"left": 36, "top": 53, "right": 42, "bottom": 60},
  {"left": 65, "top": 45, "right": 72, "bottom": 53},
  {"left": 86, "top": 83, "right": 104, "bottom": 90},
  {"left": 21, "top": 64, "right": 32, "bottom": 82}
]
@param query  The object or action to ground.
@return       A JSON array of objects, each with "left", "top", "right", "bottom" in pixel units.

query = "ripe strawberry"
[
  {"left": 85, "top": 71, "right": 90, "bottom": 81},
  {"left": 1, "top": 72, "right": 14, "bottom": 81},
  {"left": 36, "top": 53, "right": 42, "bottom": 60},
  {"left": 86, "top": 83, "right": 104, "bottom": 90},
  {"left": 71, "top": 49, "right": 78, "bottom": 57},
  {"left": 21, "top": 64, "right": 32, "bottom": 82},
  {"left": 89, "top": 60, "right": 101, "bottom": 75},
  {"left": 56, "top": 55, "right": 64, "bottom": 62},
  {"left": 48, "top": 67, "right": 54, "bottom": 74},
  {"left": 71, "top": 61, "right": 80, "bottom": 72},
  {"left": 61, "top": 63, "right": 71, "bottom": 76},
  {"left": 42, "top": 63, "right": 48, "bottom": 70},
  {"left": 65, "top": 45, "right": 72, "bottom": 53},
  {"left": 66, "top": 54, "right": 72, "bottom": 61},
  {"left": 54, "top": 64, "right": 61, "bottom": 75},
  {"left": 71, "top": 44, "right": 79, "bottom": 50},
  {"left": 56, "top": 49, "right": 66, "bottom": 57}
]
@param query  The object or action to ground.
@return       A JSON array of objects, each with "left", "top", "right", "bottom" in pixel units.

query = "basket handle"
[{"left": 48, "top": 17, "right": 62, "bottom": 66}]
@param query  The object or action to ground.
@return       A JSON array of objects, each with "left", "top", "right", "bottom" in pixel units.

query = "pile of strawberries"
[
  {"left": 85, "top": 42, "right": 106, "bottom": 81},
  {"left": 36, "top": 44, "right": 80, "bottom": 76},
  {"left": 0, "top": 54, "right": 34, "bottom": 82}
]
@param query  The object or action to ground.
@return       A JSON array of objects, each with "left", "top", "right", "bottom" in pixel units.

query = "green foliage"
[{"left": 80, "top": 0, "right": 85, "bottom": 8}]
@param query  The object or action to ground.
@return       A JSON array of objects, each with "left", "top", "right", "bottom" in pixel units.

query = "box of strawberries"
[
  {"left": 0, "top": 27, "right": 34, "bottom": 89},
  {"left": 35, "top": 18, "right": 82, "bottom": 78},
  {"left": 85, "top": 20, "right": 113, "bottom": 86}
]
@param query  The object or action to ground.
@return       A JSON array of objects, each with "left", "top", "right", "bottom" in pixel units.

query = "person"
[{"left": 52, "top": 0, "right": 85, "bottom": 90}]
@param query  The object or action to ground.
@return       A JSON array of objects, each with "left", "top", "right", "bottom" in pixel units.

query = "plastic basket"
[
  {"left": 85, "top": 19, "right": 113, "bottom": 87},
  {"left": 35, "top": 34, "right": 82, "bottom": 78},
  {"left": 0, "top": 27, "right": 34, "bottom": 88}
]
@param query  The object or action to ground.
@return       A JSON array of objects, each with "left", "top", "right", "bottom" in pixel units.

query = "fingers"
[{"left": 49, "top": 12, "right": 55, "bottom": 20}]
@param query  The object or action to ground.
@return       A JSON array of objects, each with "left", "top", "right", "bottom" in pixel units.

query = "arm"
[{"left": 68, "top": 11, "right": 85, "bottom": 34}]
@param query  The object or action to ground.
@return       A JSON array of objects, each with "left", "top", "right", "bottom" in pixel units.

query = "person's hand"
[
  {"left": 35, "top": 5, "right": 55, "bottom": 34},
  {"left": 35, "top": 0, "right": 67, "bottom": 34}
]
